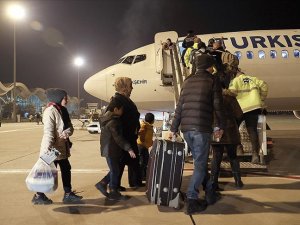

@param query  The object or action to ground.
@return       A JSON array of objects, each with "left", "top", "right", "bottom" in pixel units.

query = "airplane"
[{"left": 84, "top": 29, "right": 300, "bottom": 119}]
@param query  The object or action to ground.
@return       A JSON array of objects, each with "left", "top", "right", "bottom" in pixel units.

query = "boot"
[
  {"left": 210, "top": 175, "right": 224, "bottom": 192},
  {"left": 233, "top": 173, "right": 244, "bottom": 189},
  {"left": 230, "top": 159, "right": 244, "bottom": 189}
]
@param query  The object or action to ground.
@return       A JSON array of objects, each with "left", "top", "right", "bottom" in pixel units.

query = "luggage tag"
[{"left": 40, "top": 147, "right": 61, "bottom": 165}]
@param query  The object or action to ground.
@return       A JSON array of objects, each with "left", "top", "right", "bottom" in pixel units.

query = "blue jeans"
[
  {"left": 183, "top": 131, "right": 213, "bottom": 199},
  {"left": 103, "top": 157, "right": 121, "bottom": 190}
]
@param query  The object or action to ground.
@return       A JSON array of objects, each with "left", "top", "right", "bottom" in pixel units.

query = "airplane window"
[
  {"left": 234, "top": 51, "right": 242, "bottom": 60},
  {"left": 133, "top": 54, "right": 146, "bottom": 64},
  {"left": 294, "top": 49, "right": 300, "bottom": 58},
  {"left": 270, "top": 50, "right": 277, "bottom": 59},
  {"left": 246, "top": 51, "right": 253, "bottom": 59},
  {"left": 258, "top": 50, "right": 265, "bottom": 59},
  {"left": 122, "top": 56, "right": 135, "bottom": 64},
  {"left": 116, "top": 57, "right": 125, "bottom": 64},
  {"left": 281, "top": 50, "right": 288, "bottom": 58}
]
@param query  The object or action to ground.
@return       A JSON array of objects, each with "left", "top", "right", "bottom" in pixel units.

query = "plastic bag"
[{"left": 25, "top": 159, "right": 58, "bottom": 193}]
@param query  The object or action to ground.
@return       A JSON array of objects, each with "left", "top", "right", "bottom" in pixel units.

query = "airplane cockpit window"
[
  {"left": 116, "top": 57, "right": 125, "bottom": 64},
  {"left": 133, "top": 54, "right": 146, "bottom": 64},
  {"left": 294, "top": 49, "right": 300, "bottom": 58},
  {"left": 246, "top": 51, "right": 253, "bottom": 59},
  {"left": 122, "top": 56, "right": 135, "bottom": 64},
  {"left": 270, "top": 50, "right": 277, "bottom": 59},
  {"left": 281, "top": 50, "right": 288, "bottom": 58},
  {"left": 234, "top": 51, "right": 242, "bottom": 60},
  {"left": 258, "top": 50, "right": 265, "bottom": 59}
]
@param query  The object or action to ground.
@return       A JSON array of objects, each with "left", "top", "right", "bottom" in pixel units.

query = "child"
[
  {"left": 137, "top": 112, "right": 155, "bottom": 180},
  {"left": 96, "top": 97, "right": 136, "bottom": 200}
]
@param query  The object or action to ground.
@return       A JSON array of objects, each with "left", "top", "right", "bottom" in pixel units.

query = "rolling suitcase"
[{"left": 146, "top": 139, "right": 185, "bottom": 208}]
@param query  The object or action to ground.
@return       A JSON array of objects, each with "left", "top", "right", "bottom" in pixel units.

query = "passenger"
[
  {"left": 137, "top": 112, "right": 155, "bottom": 180},
  {"left": 228, "top": 69, "right": 269, "bottom": 164},
  {"left": 98, "top": 77, "right": 142, "bottom": 190},
  {"left": 207, "top": 38, "right": 215, "bottom": 52},
  {"left": 166, "top": 38, "right": 175, "bottom": 50},
  {"left": 184, "top": 37, "right": 207, "bottom": 75},
  {"left": 32, "top": 88, "right": 82, "bottom": 205},
  {"left": 211, "top": 76, "right": 244, "bottom": 191},
  {"left": 35, "top": 112, "right": 41, "bottom": 125},
  {"left": 181, "top": 30, "right": 197, "bottom": 70},
  {"left": 96, "top": 97, "right": 136, "bottom": 200},
  {"left": 170, "top": 54, "right": 225, "bottom": 215},
  {"left": 209, "top": 40, "right": 226, "bottom": 73}
]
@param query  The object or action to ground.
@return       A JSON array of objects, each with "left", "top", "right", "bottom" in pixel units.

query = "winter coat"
[
  {"left": 171, "top": 69, "right": 225, "bottom": 134},
  {"left": 137, "top": 121, "right": 154, "bottom": 148},
  {"left": 100, "top": 111, "right": 131, "bottom": 158},
  {"left": 113, "top": 93, "right": 140, "bottom": 151},
  {"left": 39, "top": 105, "right": 74, "bottom": 160},
  {"left": 212, "top": 89, "right": 243, "bottom": 145}
]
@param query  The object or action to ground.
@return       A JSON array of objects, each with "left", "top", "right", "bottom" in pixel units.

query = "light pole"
[
  {"left": 6, "top": 4, "right": 26, "bottom": 122},
  {"left": 73, "top": 57, "right": 84, "bottom": 115}
]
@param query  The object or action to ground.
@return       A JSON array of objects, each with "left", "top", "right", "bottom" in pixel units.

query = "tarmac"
[{"left": 0, "top": 115, "right": 299, "bottom": 225}]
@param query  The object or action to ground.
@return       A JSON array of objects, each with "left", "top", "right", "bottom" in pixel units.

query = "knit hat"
[
  {"left": 195, "top": 54, "right": 215, "bottom": 70},
  {"left": 46, "top": 88, "right": 67, "bottom": 104},
  {"left": 114, "top": 77, "right": 132, "bottom": 93}
]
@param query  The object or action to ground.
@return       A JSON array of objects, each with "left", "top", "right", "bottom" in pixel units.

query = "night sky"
[{"left": 0, "top": 0, "right": 299, "bottom": 104}]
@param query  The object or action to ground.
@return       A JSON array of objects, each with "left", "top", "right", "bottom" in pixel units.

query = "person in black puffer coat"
[{"left": 170, "top": 54, "right": 226, "bottom": 215}]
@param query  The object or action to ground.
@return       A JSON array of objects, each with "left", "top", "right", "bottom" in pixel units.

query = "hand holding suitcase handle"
[{"left": 169, "top": 132, "right": 177, "bottom": 142}]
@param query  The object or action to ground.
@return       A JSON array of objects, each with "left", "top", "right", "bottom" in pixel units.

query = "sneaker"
[
  {"left": 32, "top": 193, "right": 53, "bottom": 205},
  {"left": 95, "top": 181, "right": 108, "bottom": 197},
  {"left": 63, "top": 191, "right": 83, "bottom": 203},
  {"left": 185, "top": 199, "right": 207, "bottom": 215},
  {"left": 205, "top": 190, "right": 221, "bottom": 205},
  {"left": 107, "top": 190, "right": 129, "bottom": 201}
]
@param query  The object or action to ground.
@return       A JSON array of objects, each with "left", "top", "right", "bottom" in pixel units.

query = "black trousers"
[
  {"left": 119, "top": 150, "right": 142, "bottom": 187},
  {"left": 54, "top": 158, "right": 72, "bottom": 193}
]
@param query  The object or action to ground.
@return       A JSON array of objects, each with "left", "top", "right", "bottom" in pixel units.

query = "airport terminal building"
[{"left": 0, "top": 81, "right": 79, "bottom": 119}]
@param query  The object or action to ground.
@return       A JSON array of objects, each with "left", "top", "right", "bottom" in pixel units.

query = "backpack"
[
  {"left": 220, "top": 50, "right": 239, "bottom": 74},
  {"left": 189, "top": 48, "right": 205, "bottom": 65}
]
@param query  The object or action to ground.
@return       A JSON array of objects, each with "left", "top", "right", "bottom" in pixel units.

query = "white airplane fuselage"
[{"left": 84, "top": 29, "right": 300, "bottom": 113}]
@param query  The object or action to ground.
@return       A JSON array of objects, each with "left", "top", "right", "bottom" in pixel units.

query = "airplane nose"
[{"left": 84, "top": 71, "right": 108, "bottom": 101}]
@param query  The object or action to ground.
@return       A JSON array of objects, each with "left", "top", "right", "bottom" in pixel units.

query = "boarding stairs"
[{"left": 154, "top": 31, "right": 185, "bottom": 104}]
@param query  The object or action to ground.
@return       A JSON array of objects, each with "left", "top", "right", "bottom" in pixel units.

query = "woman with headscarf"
[{"left": 96, "top": 77, "right": 142, "bottom": 196}]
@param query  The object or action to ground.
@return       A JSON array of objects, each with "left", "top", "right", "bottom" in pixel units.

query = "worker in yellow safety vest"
[{"left": 228, "top": 69, "right": 268, "bottom": 164}]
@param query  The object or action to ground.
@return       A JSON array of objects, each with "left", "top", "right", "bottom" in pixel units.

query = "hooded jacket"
[{"left": 100, "top": 111, "right": 131, "bottom": 157}]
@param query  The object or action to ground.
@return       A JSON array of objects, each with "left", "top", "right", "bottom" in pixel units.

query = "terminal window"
[
  {"left": 258, "top": 50, "right": 265, "bottom": 59},
  {"left": 234, "top": 51, "right": 242, "bottom": 60},
  {"left": 270, "top": 50, "right": 277, "bottom": 59},
  {"left": 294, "top": 49, "right": 300, "bottom": 58},
  {"left": 281, "top": 50, "right": 288, "bottom": 58},
  {"left": 246, "top": 51, "right": 254, "bottom": 59}
]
